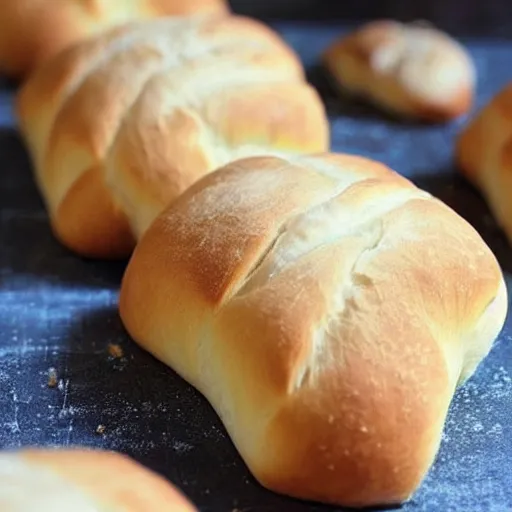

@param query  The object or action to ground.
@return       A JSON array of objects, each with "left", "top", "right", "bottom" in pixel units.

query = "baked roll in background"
[
  {"left": 0, "top": 448, "right": 197, "bottom": 511},
  {"left": 119, "top": 153, "right": 507, "bottom": 508},
  {"left": 0, "top": 0, "right": 229, "bottom": 79},
  {"left": 456, "top": 83, "right": 512, "bottom": 244},
  {"left": 16, "top": 13, "right": 329, "bottom": 259},
  {"left": 323, "top": 20, "right": 476, "bottom": 122}
]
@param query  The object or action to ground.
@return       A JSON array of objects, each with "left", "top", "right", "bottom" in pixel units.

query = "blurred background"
[{"left": 229, "top": 0, "right": 512, "bottom": 37}]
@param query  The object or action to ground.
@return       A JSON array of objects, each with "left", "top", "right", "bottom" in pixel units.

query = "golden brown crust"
[
  {"left": 0, "top": 0, "right": 229, "bottom": 78},
  {"left": 323, "top": 20, "right": 475, "bottom": 122},
  {"left": 16, "top": 13, "right": 329, "bottom": 259},
  {"left": 456, "top": 83, "right": 512, "bottom": 243},
  {"left": 119, "top": 152, "right": 507, "bottom": 508},
  {"left": 54, "top": 166, "right": 136, "bottom": 258},
  {"left": 1, "top": 448, "right": 197, "bottom": 511}
]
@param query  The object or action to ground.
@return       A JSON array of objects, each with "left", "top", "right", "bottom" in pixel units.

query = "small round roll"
[
  {"left": 0, "top": 0, "right": 229, "bottom": 79},
  {"left": 0, "top": 448, "right": 197, "bottom": 511},
  {"left": 323, "top": 20, "right": 476, "bottom": 122}
]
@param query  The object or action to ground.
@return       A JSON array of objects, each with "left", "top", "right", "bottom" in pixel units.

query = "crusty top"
[
  {"left": 0, "top": 0, "right": 229, "bottom": 77},
  {"left": 119, "top": 153, "right": 507, "bottom": 507},
  {"left": 17, "top": 13, "right": 329, "bottom": 258}
]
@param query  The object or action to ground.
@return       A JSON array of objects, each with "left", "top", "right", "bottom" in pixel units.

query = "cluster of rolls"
[{"left": 1, "top": 1, "right": 509, "bottom": 510}]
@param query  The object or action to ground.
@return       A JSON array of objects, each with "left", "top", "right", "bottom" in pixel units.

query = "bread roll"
[
  {"left": 456, "top": 83, "right": 512, "bottom": 243},
  {"left": 0, "top": 0, "right": 228, "bottom": 78},
  {"left": 323, "top": 20, "right": 475, "bottom": 121},
  {"left": 0, "top": 448, "right": 196, "bottom": 511},
  {"left": 118, "top": 153, "right": 507, "bottom": 508},
  {"left": 16, "top": 13, "right": 329, "bottom": 259}
]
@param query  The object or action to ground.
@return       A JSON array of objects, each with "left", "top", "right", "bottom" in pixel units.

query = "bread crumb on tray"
[
  {"left": 107, "top": 343, "right": 124, "bottom": 359},
  {"left": 47, "top": 368, "right": 58, "bottom": 388}
]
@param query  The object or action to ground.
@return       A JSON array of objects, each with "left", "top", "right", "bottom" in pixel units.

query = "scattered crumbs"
[
  {"left": 473, "top": 422, "right": 484, "bottom": 433},
  {"left": 108, "top": 343, "right": 123, "bottom": 359},
  {"left": 58, "top": 406, "right": 76, "bottom": 421},
  {"left": 141, "top": 401, "right": 153, "bottom": 413},
  {"left": 95, "top": 424, "right": 106, "bottom": 435},
  {"left": 47, "top": 368, "right": 58, "bottom": 388},
  {"left": 487, "top": 423, "right": 503, "bottom": 436},
  {"left": 172, "top": 440, "right": 194, "bottom": 454}
]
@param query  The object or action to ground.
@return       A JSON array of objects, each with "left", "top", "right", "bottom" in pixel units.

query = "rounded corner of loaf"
[
  {"left": 238, "top": 369, "right": 445, "bottom": 508},
  {"left": 52, "top": 166, "right": 136, "bottom": 259}
]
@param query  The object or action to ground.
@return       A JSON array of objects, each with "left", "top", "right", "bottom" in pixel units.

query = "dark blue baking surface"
[{"left": 1, "top": 22, "right": 511, "bottom": 512}]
